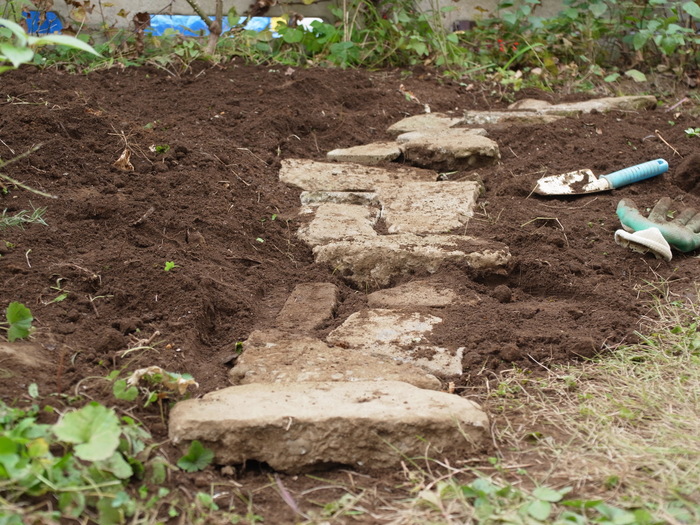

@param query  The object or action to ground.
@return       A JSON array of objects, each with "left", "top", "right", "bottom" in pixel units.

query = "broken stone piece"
[
  {"left": 274, "top": 283, "right": 338, "bottom": 332},
  {"left": 376, "top": 181, "right": 481, "bottom": 234},
  {"left": 400, "top": 130, "right": 500, "bottom": 171},
  {"left": 169, "top": 380, "right": 489, "bottom": 472},
  {"left": 312, "top": 233, "right": 511, "bottom": 288},
  {"left": 387, "top": 113, "right": 465, "bottom": 136},
  {"left": 297, "top": 203, "right": 378, "bottom": 245},
  {"left": 327, "top": 308, "right": 462, "bottom": 376},
  {"left": 279, "top": 158, "right": 437, "bottom": 192},
  {"left": 327, "top": 142, "right": 402, "bottom": 165},
  {"left": 231, "top": 329, "right": 442, "bottom": 390}
]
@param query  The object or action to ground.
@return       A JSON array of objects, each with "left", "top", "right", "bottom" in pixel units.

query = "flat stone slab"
[
  {"left": 300, "top": 190, "right": 378, "bottom": 207},
  {"left": 395, "top": 128, "right": 487, "bottom": 144},
  {"left": 327, "top": 142, "right": 402, "bottom": 165},
  {"left": 400, "top": 130, "right": 500, "bottom": 170},
  {"left": 279, "top": 158, "right": 437, "bottom": 192},
  {"left": 367, "top": 281, "right": 459, "bottom": 309},
  {"left": 461, "top": 111, "right": 565, "bottom": 125},
  {"left": 169, "top": 380, "right": 489, "bottom": 472},
  {"left": 327, "top": 309, "right": 462, "bottom": 376},
  {"left": 387, "top": 113, "right": 465, "bottom": 136},
  {"left": 274, "top": 283, "right": 338, "bottom": 332},
  {"left": 230, "top": 329, "right": 441, "bottom": 390},
  {"left": 377, "top": 181, "right": 481, "bottom": 234},
  {"left": 297, "top": 203, "right": 378, "bottom": 245},
  {"left": 313, "top": 234, "right": 511, "bottom": 288},
  {"left": 508, "top": 95, "right": 657, "bottom": 114}
]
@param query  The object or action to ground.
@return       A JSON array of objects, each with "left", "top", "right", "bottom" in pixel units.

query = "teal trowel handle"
[{"left": 600, "top": 159, "right": 668, "bottom": 189}]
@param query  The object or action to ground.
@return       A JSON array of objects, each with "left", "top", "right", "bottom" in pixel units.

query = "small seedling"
[
  {"left": 255, "top": 237, "right": 264, "bottom": 243},
  {"left": 154, "top": 144, "right": 170, "bottom": 154},
  {"left": 684, "top": 127, "right": 700, "bottom": 138},
  {"left": 164, "top": 261, "right": 179, "bottom": 272},
  {"left": 177, "top": 440, "right": 214, "bottom": 472},
  {"left": 1, "top": 302, "right": 34, "bottom": 341}
]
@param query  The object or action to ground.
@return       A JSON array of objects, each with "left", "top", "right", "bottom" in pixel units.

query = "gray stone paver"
[
  {"left": 169, "top": 380, "right": 489, "bottom": 472},
  {"left": 279, "top": 158, "right": 436, "bottom": 192},
  {"left": 230, "top": 329, "right": 442, "bottom": 390},
  {"left": 274, "top": 283, "right": 338, "bottom": 332},
  {"left": 327, "top": 142, "right": 402, "bottom": 164},
  {"left": 297, "top": 203, "right": 378, "bottom": 245},
  {"left": 376, "top": 181, "right": 481, "bottom": 234},
  {"left": 327, "top": 308, "right": 463, "bottom": 376}
]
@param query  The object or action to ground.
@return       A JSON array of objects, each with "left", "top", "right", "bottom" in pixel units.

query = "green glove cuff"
[{"left": 616, "top": 199, "right": 700, "bottom": 253}]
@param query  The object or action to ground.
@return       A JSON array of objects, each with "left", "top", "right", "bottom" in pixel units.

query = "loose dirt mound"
[{"left": 1, "top": 62, "right": 698, "bottom": 517}]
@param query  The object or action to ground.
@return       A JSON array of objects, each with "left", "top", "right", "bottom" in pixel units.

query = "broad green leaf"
[
  {"left": 632, "top": 31, "right": 650, "bottom": 50},
  {"left": 53, "top": 403, "right": 121, "bottom": 461},
  {"left": 0, "top": 18, "right": 28, "bottom": 47},
  {"left": 26, "top": 34, "right": 101, "bottom": 56},
  {"left": 533, "top": 486, "right": 567, "bottom": 502},
  {"left": 683, "top": 1, "right": 700, "bottom": 19},
  {"left": 113, "top": 379, "right": 138, "bottom": 401},
  {"left": 590, "top": 2, "right": 607, "bottom": 17},
  {"left": 624, "top": 69, "right": 647, "bottom": 82},
  {"left": 604, "top": 73, "right": 620, "bottom": 82},
  {"left": 97, "top": 451, "right": 133, "bottom": 479},
  {"left": 177, "top": 440, "right": 214, "bottom": 472},
  {"left": 527, "top": 499, "right": 552, "bottom": 520},
  {"left": 6, "top": 302, "right": 33, "bottom": 342},
  {"left": 0, "top": 43, "right": 34, "bottom": 68}
]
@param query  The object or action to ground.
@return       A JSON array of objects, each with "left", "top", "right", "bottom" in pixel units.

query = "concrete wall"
[{"left": 16, "top": 0, "right": 568, "bottom": 31}]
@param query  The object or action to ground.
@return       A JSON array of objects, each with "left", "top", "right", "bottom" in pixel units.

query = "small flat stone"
[
  {"left": 279, "top": 159, "right": 437, "bottom": 192},
  {"left": 274, "top": 283, "right": 338, "bottom": 332},
  {"left": 297, "top": 203, "right": 378, "bottom": 245},
  {"left": 367, "top": 281, "right": 461, "bottom": 309},
  {"left": 313, "top": 234, "right": 511, "bottom": 288},
  {"left": 230, "top": 329, "right": 442, "bottom": 390},
  {"left": 387, "top": 113, "right": 464, "bottom": 136},
  {"left": 327, "top": 308, "right": 462, "bottom": 376},
  {"left": 169, "top": 380, "right": 489, "bottom": 472},
  {"left": 327, "top": 142, "right": 402, "bottom": 165},
  {"left": 400, "top": 130, "right": 500, "bottom": 171},
  {"left": 376, "top": 181, "right": 481, "bottom": 234}
]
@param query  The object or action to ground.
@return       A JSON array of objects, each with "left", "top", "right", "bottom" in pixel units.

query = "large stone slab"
[
  {"left": 279, "top": 158, "right": 437, "bottom": 192},
  {"left": 297, "top": 203, "right": 378, "bottom": 245},
  {"left": 387, "top": 113, "right": 465, "bottom": 136},
  {"left": 327, "top": 309, "right": 462, "bottom": 376},
  {"left": 399, "top": 130, "right": 500, "bottom": 170},
  {"left": 327, "top": 142, "right": 402, "bottom": 165},
  {"left": 313, "top": 234, "right": 511, "bottom": 288},
  {"left": 230, "top": 329, "right": 442, "bottom": 390},
  {"left": 274, "top": 283, "right": 338, "bottom": 332},
  {"left": 377, "top": 181, "right": 481, "bottom": 234},
  {"left": 169, "top": 380, "right": 489, "bottom": 472}
]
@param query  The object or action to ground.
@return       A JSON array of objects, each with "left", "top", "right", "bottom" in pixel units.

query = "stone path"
[{"left": 168, "top": 95, "right": 655, "bottom": 473}]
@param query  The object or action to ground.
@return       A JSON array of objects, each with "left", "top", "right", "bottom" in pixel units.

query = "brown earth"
[{"left": 1, "top": 61, "right": 699, "bottom": 521}]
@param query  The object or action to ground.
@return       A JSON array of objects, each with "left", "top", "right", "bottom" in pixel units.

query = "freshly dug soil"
[{"left": 1, "top": 61, "right": 698, "bottom": 520}]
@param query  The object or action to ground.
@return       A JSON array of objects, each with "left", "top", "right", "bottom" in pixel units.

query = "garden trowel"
[{"left": 534, "top": 158, "right": 668, "bottom": 196}]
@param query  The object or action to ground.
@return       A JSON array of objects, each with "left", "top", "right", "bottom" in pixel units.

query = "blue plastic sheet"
[
  {"left": 23, "top": 11, "right": 63, "bottom": 35},
  {"left": 149, "top": 15, "right": 272, "bottom": 36}
]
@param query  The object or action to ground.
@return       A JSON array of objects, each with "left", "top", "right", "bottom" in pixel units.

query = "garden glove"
[{"left": 616, "top": 197, "right": 700, "bottom": 253}]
